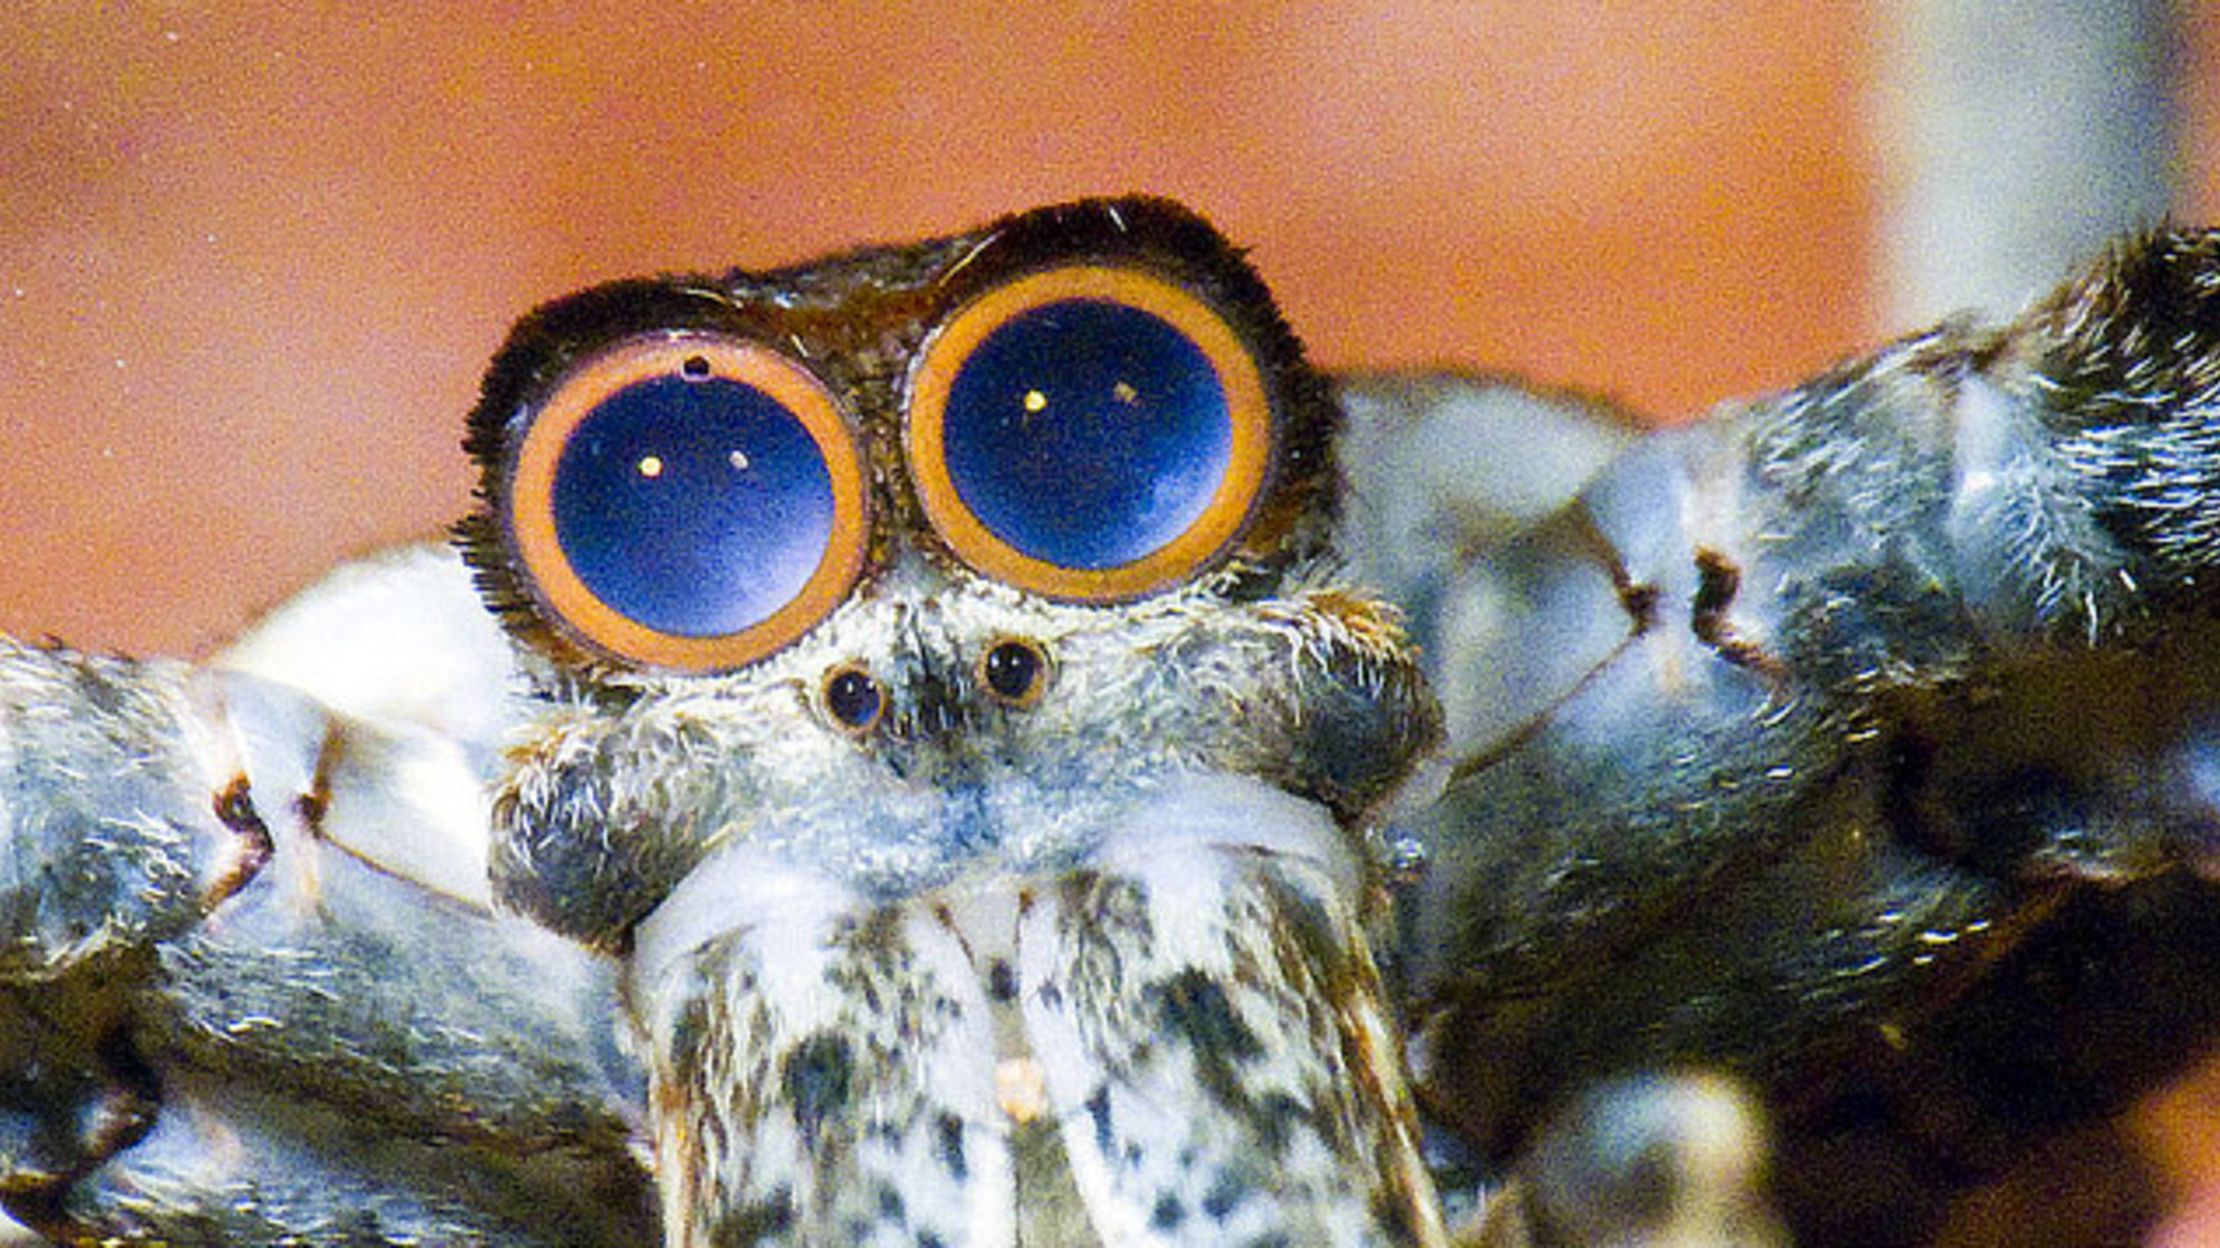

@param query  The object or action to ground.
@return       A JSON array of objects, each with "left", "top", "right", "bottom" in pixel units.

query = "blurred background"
[{"left": 1, "top": 3, "right": 2216, "bottom": 1244}]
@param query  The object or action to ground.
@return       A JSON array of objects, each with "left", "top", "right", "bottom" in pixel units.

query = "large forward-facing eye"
[
  {"left": 504, "top": 335, "right": 867, "bottom": 671},
  {"left": 904, "top": 267, "right": 1275, "bottom": 601}
]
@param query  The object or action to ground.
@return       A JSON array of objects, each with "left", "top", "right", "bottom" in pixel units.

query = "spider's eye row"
[{"left": 500, "top": 266, "right": 1276, "bottom": 672}]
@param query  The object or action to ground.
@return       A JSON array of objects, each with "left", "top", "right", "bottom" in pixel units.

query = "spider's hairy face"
[
  {"left": 460, "top": 197, "right": 1447, "bottom": 1245},
  {"left": 491, "top": 551, "right": 1434, "bottom": 953}
]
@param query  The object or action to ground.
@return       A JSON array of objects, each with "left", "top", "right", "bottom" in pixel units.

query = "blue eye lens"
[
  {"left": 907, "top": 267, "right": 1276, "bottom": 602},
  {"left": 552, "top": 375, "right": 833, "bottom": 637},
  {"left": 508, "top": 336, "right": 868, "bottom": 671},
  {"left": 941, "top": 299, "right": 1230, "bottom": 570}
]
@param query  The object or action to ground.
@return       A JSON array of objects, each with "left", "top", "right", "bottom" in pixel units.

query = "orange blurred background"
[
  {"left": 2, "top": 5, "right": 2218, "bottom": 1244},
  {"left": 3, "top": 7, "right": 2213, "bottom": 655},
  {"left": 2, "top": 4, "right": 1891, "bottom": 655}
]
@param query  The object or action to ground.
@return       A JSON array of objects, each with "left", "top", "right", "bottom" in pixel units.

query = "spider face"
[{"left": 458, "top": 198, "right": 1446, "bottom": 1244}]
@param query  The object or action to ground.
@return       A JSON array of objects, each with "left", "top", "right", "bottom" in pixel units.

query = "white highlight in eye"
[
  {"left": 1022, "top": 389, "right": 1048, "bottom": 414},
  {"left": 636, "top": 454, "right": 664, "bottom": 479},
  {"left": 728, "top": 449, "right": 750, "bottom": 472}
]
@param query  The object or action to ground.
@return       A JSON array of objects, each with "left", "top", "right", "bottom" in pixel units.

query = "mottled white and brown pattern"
[{"left": 625, "top": 778, "right": 1438, "bottom": 1245}]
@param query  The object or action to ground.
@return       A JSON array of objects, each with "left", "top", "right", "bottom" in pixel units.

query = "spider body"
[{"left": 4, "top": 201, "right": 2219, "bottom": 1246}]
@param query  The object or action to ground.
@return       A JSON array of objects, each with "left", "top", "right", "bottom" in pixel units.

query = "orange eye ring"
[
  {"left": 904, "top": 266, "right": 1276, "bottom": 602},
  {"left": 505, "top": 334, "right": 868, "bottom": 672}
]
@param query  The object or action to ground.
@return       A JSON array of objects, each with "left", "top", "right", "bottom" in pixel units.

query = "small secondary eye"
[
  {"left": 822, "top": 664, "right": 885, "bottom": 731},
  {"left": 979, "top": 638, "right": 1050, "bottom": 708},
  {"left": 504, "top": 336, "right": 867, "bottom": 671},
  {"left": 905, "top": 267, "right": 1274, "bottom": 602}
]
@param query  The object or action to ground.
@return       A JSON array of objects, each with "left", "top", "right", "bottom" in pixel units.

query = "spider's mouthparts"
[{"left": 625, "top": 774, "right": 1446, "bottom": 1246}]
